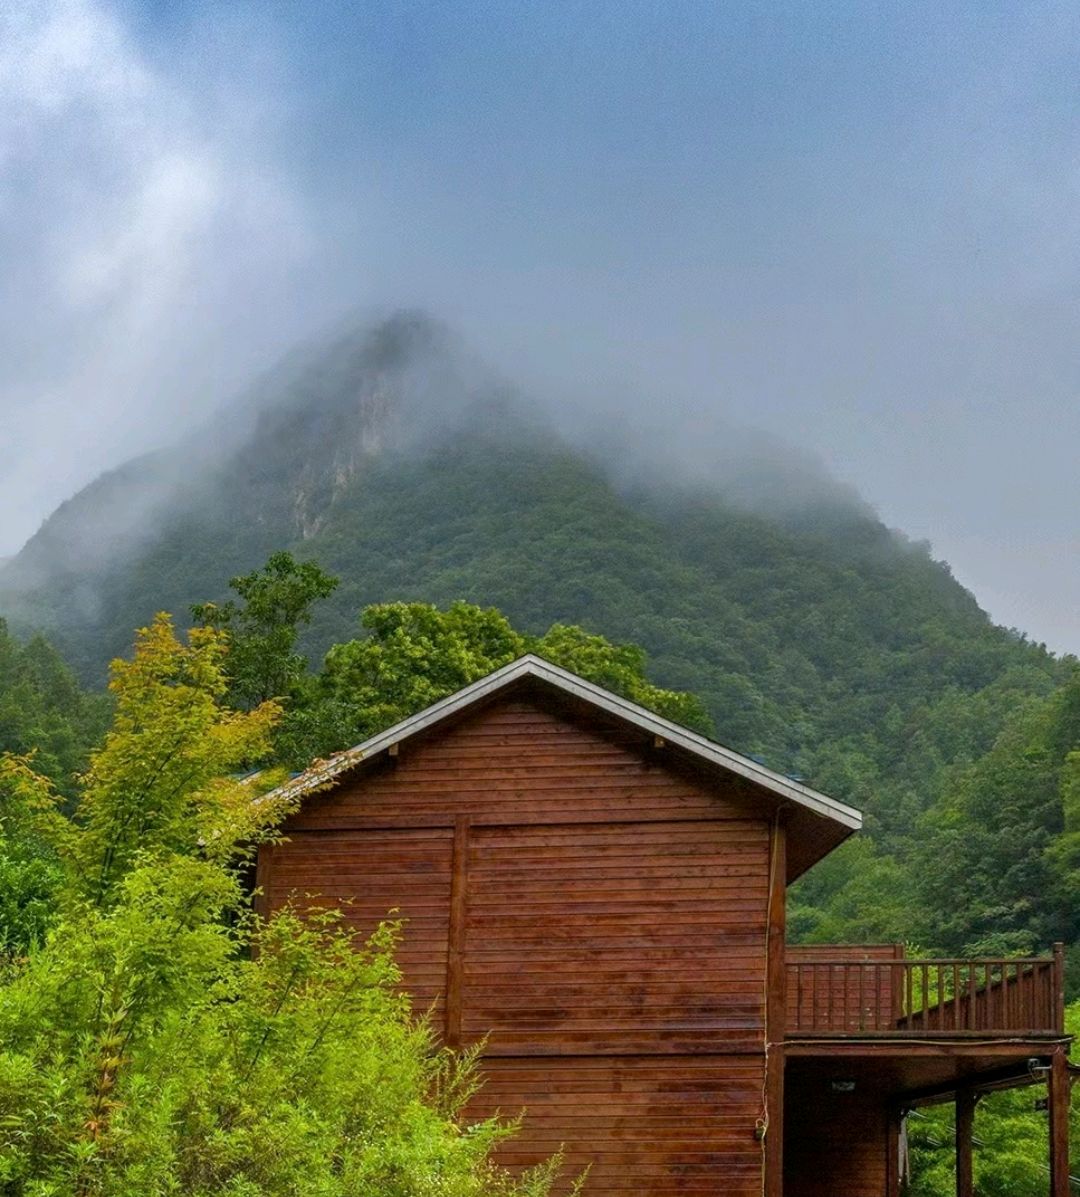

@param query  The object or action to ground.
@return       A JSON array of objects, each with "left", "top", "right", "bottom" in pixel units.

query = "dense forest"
[{"left": 1, "top": 314, "right": 1078, "bottom": 1191}]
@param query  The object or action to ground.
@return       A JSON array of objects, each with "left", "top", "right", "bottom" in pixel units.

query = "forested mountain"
[
  {"left": 1, "top": 312, "right": 1075, "bottom": 971},
  {"left": 0, "top": 620, "right": 108, "bottom": 802}
]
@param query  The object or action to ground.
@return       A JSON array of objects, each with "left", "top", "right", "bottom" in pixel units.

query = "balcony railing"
[{"left": 785, "top": 945, "right": 1065, "bottom": 1037}]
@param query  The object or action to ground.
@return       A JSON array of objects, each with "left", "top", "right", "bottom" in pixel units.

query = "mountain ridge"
[{"left": 0, "top": 312, "right": 1060, "bottom": 793}]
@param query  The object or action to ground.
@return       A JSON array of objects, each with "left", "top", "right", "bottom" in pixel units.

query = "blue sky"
[{"left": 3, "top": 1, "right": 1080, "bottom": 650}]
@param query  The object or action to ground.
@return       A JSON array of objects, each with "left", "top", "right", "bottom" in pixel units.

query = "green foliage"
[
  {"left": 271, "top": 598, "right": 711, "bottom": 766},
  {"left": 0, "top": 757, "right": 61, "bottom": 956},
  {"left": 530, "top": 623, "right": 713, "bottom": 735},
  {"left": 0, "top": 622, "right": 108, "bottom": 956},
  {"left": 912, "top": 668, "right": 1080, "bottom": 956},
  {"left": 0, "top": 617, "right": 571, "bottom": 1197},
  {"left": 191, "top": 551, "right": 339, "bottom": 708},
  {"left": 0, "top": 619, "right": 108, "bottom": 801},
  {"left": 68, "top": 615, "right": 281, "bottom": 907},
  {"left": 322, "top": 601, "right": 525, "bottom": 725},
  {"left": 787, "top": 838, "right": 916, "bottom": 945}
]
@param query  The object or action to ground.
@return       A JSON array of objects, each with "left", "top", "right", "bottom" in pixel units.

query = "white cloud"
[{"left": 0, "top": 0, "right": 345, "bottom": 554}]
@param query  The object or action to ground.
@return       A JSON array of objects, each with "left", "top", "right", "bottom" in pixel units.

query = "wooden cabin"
[{"left": 257, "top": 655, "right": 1073, "bottom": 1195}]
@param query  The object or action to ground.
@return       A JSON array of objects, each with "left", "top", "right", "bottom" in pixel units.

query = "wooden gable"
[{"left": 257, "top": 660, "right": 860, "bottom": 1195}]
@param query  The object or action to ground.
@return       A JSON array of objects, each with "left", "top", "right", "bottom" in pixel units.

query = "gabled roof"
[{"left": 269, "top": 654, "right": 862, "bottom": 879}]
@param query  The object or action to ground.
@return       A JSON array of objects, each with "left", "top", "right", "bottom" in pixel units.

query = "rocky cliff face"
[{"left": 4, "top": 312, "right": 477, "bottom": 583}]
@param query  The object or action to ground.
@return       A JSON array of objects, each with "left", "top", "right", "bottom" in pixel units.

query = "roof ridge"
[{"left": 261, "top": 653, "right": 862, "bottom": 835}]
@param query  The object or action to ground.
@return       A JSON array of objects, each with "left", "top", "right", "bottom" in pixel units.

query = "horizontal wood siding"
[
  {"left": 470, "top": 1055, "right": 765, "bottom": 1195},
  {"left": 285, "top": 699, "right": 756, "bottom": 830},
  {"left": 263, "top": 828, "right": 453, "bottom": 1015},
  {"left": 464, "top": 820, "right": 769, "bottom": 1054}
]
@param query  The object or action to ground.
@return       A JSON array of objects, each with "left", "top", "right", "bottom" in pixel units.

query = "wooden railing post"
[
  {"left": 1052, "top": 942, "right": 1065, "bottom": 1035},
  {"left": 891, "top": 944, "right": 905, "bottom": 1027}
]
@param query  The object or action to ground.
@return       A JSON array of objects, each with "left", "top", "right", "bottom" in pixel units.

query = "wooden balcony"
[{"left": 785, "top": 943, "right": 1066, "bottom": 1038}]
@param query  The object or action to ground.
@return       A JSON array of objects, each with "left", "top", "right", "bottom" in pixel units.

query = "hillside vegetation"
[{"left": 0, "top": 313, "right": 1074, "bottom": 966}]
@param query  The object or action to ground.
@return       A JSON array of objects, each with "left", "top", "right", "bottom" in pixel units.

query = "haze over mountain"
[
  {"left": 5, "top": 1, "right": 1080, "bottom": 654},
  {"left": 4, "top": 7, "right": 1080, "bottom": 1191},
  {"left": 0, "top": 313, "right": 1060, "bottom": 788}
]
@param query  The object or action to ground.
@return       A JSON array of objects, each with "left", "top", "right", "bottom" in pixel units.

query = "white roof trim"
[{"left": 267, "top": 653, "right": 862, "bottom": 832}]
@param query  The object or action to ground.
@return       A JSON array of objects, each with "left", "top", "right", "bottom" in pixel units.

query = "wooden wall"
[
  {"left": 783, "top": 1067, "right": 890, "bottom": 1197},
  {"left": 261, "top": 688, "right": 778, "bottom": 1195}
]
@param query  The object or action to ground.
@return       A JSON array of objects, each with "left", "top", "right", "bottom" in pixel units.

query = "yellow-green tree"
[{"left": 0, "top": 615, "right": 571, "bottom": 1197}]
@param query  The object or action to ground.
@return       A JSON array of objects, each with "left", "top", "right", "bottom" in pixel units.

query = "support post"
[
  {"left": 764, "top": 815, "right": 787, "bottom": 1197},
  {"left": 1048, "top": 1047, "right": 1070, "bottom": 1197},
  {"left": 885, "top": 1104, "right": 902, "bottom": 1197},
  {"left": 955, "top": 1089, "right": 975, "bottom": 1197}
]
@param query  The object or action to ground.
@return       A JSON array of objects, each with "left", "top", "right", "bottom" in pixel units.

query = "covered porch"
[{"left": 780, "top": 945, "right": 1073, "bottom": 1195}]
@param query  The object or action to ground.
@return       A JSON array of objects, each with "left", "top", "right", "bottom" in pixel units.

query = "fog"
[{"left": 3, "top": 0, "right": 1080, "bottom": 651}]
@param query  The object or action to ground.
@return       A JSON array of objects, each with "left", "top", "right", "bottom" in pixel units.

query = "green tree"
[
  {"left": 0, "top": 757, "right": 61, "bottom": 957},
  {"left": 0, "top": 619, "right": 109, "bottom": 802},
  {"left": 0, "top": 615, "right": 572, "bottom": 1197},
  {"left": 277, "top": 598, "right": 712, "bottom": 766},
  {"left": 191, "top": 551, "right": 339, "bottom": 708},
  {"left": 0, "top": 622, "right": 109, "bottom": 955},
  {"left": 532, "top": 623, "right": 713, "bottom": 734},
  {"left": 913, "top": 669, "right": 1080, "bottom": 955}
]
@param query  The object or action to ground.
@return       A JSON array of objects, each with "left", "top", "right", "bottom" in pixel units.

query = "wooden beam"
[
  {"left": 1049, "top": 1046, "right": 1070, "bottom": 1197},
  {"left": 955, "top": 1089, "right": 975, "bottom": 1197},
  {"left": 764, "top": 817, "right": 787, "bottom": 1197},
  {"left": 786, "top": 1037, "right": 1070, "bottom": 1059},
  {"left": 898, "top": 1061, "right": 1051, "bottom": 1108},
  {"left": 444, "top": 816, "right": 470, "bottom": 1048}
]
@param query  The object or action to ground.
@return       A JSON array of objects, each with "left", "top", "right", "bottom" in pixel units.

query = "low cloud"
[{"left": 0, "top": 0, "right": 351, "bottom": 555}]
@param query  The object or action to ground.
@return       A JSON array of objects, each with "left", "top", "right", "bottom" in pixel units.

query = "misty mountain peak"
[
  {"left": 359, "top": 309, "right": 458, "bottom": 371},
  {"left": 1, "top": 309, "right": 950, "bottom": 675}
]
